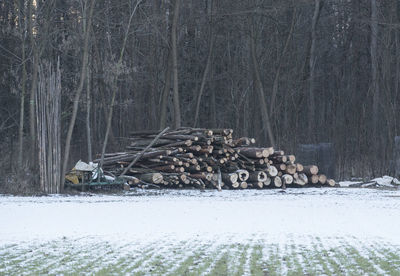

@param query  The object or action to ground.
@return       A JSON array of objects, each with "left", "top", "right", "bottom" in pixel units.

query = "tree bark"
[
  {"left": 86, "top": 59, "right": 92, "bottom": 162},
  {"left": 269, "top": 6, "right": 297, "bottom": 116},
  {"left": 17, "top": 0, "right": 27, "bottom": 167},
  {"left": 308, "top": 0, "right": 323, "bottom": 141},
  {"left": 194, "top": 1, "right": 214, "bottom": 127},
  {"left": 249, "top": 21, "right": 275, "bottom": 147},
  {"left": 28, "top": 0, "right": 38, "bottom": 169},
  {"left": 171, "top": 0, "right": 181, "bottom": 129},
  {"left": 160, "top": 54, "right": 172, "bottom": 130},
  {"left": 371, "top": 0, "right": 379, "bottom": 139}
]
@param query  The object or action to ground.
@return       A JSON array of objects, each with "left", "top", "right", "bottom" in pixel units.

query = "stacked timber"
[{"left": 94, "top": 127, "right": 336, "bottom": 189}]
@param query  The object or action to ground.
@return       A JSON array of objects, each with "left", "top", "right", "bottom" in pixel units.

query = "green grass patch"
[{"left": 1, "top": 238, "right": 400, "bottom": 275}]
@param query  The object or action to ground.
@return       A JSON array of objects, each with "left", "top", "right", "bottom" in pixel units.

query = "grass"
[{"left": 1, "top": 238, "right": 400, "bottom": 276}]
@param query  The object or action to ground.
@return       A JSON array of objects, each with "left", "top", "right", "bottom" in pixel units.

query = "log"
[
  {"left": 293, "top": 173, "right": 308, "bottom": 186},
  {"left": 284, "top": 164, "right": 297, "bottom": 175},
  {"left": 270, "top": 155, "right": 287, "bottom": 163},
  {"left": 222, "top": 173, "right": 238, "bottom": 184},
  {"left": 252, "top": 181, "right": 264, "bottom": 189},
  {"left": 139, "top": 173, "right": 163, "bottom": 184},
  {"left": 327, "top": 179, "right": 336, "bottom": 187},
  {"left": 190, "top": 173, "right": 207, "bottom": 180},
  {"left": 275, "top": 163, "right": 286, "bottom": 171},
  {"left": 237, "top": 147, "right": 268, "bottom": 158},
  {"left": 236, "top": 169, "right": 249, "bottom": 181},
  {"left": 240, "top": 181, "right": 248, "bottom": 189},
  {"left": 273, "top": 176, "right": 282, "bottom": 188},
  {"left": 282, "top": 174, "right": 293, "bottom": 185},
  {"left": 119, "top": 175, "right": 140, "bottom": 185},
  {"left": 310, "top": 174, "right": 319, "bottom": 184},
  {"left": 303, "top": 165, "right": 319, "bottom": 176},
  {"left": 296, "top": 163, "right": 304, "bottom": 172},
  {"left": 286, "top": 155, "right": 296, "bottom": 163},
  {"left": 263, "top": 177, "right": 271, "bottom": 186},
  {"left": 152, "top": 165, "right": 175, "bottom": 172},
  {"left": 232, "top": 137, "right": 255, "bottom": 147},
  {"left": 271, "top": 150, "right": 285, "bottom": 157},
  {"left": 266, "top": 165, "right": 278, "bottom": 177},
  {"left": 231, "top": 181, "right": 240, "bottom": 189},
  {"left": 318, "top": 174, "right": 327, "bottom": 185},
  {"left": 248, "top": 171, "right": 268, "bottom": 182}
]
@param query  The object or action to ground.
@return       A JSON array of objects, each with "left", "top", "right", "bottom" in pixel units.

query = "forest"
[{"left": 0, "top": 0, "right": 399, "bottom": 193}]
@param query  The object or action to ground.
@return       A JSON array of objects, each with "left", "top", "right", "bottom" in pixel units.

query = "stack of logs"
[{"left": 94, "top": 128, "right": 336, "bottom": 189}]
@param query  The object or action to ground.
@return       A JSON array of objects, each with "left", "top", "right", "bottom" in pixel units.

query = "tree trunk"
[
  {"left": 86, "top": 61, "right": 92, "bottom": 162},
  {"left": 171, "top": 0, "right": 181, "bottom": 129},
  {"left": 61, "top": 0, "right": 95, "bottom": 191},
  {"left": 160, "top": 54, "right": 172, "bottom": 129},
  {"left": 308, "top": 0, "right": 322, "bottom": 141},
  {"left": 194, "top": 1, "right": 214, "bottom": 127},
  {"left": 269, "top": 6, "right": 297, "bottom": 116},
  {"left": 99, "top": 0, "right": 142, "bottom": 168},
  {"left": 371, "top": 0, "right": 379, "bottom": 140},
  {"left": 17, "top": 0, "right": 27, "bottom": 167},
  {"left": 28, "top": 0, "right": 38, "bottom": 169},
  {"left": 249, "top": 21, "right": 275, "bottom": 147}
]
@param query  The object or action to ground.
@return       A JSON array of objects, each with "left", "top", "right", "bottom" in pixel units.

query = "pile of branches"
[{"left": 94, "top": 128, "right": 336, "bottom": 189}]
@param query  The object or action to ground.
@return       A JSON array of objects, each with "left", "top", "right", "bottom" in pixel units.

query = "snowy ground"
[{"left": 1, "top": 188, "right": 400, "bottom": 275}]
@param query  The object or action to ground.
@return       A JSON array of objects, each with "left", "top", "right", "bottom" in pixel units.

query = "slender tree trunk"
[
  {"left": 86, "top": 64, "right": 92, "bottom": 162},
  {"left": 61, "top": 0, "right": 95, "bottom": 190},
  {"left": 99, "top": 0, "right": 142, "bottom": 168},
  {"left": 308, "top": 0, "right": 322, "bottom": 141},
  {"left": 250, "top": 23, "right": 275, "bottom": 147},
  {"left": 171, "top": 0, "right": 181, "bottom": 129},
  {"left": 210, "top": 89, "right": 217, "bottom": 128},
  {"left": 17, "top": 0, "right": 27, "bottom": 167},
  {"left": 194, "top": 1, "right": 214, "bottom": 127},
  {"left": 28, "top": 0, "right": 38, "bottom": 169},
  {"left": 194, "top": 35, "right": 214, "bottom": 127},
  {"left": 269, "top": 6, "right": 296, "bottom": 116},
  {"left": 371, "top": 0, "right": 379, "bottom": 138},
  {"left": 83, "top": 3, "right": 93, "bottom": 163},
  {"left": 160, "top": 54, "right": 172, "bottom": 129},
  {"left": 29, "top": 51, "right": 38, "bottom": 167}
]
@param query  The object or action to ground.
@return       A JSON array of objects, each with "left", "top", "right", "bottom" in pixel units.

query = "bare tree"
[
  {"left": 99, "top": 0, "right": 142, "bottom": 168},
  {"left": 61, "top": 0, "right": 95, "bottom": 190},
  {"left": 250, "top": 19, "right": 275, "bottom": 147}
]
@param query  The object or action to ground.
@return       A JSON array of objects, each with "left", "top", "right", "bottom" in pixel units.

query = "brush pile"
[{"left": 94, "top": 127, "right": 336, "bottom": 189}]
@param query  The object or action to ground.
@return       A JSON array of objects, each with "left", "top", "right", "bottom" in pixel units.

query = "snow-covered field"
[{"left": 1, "top": 188, "right": 400, "bottom": 275}]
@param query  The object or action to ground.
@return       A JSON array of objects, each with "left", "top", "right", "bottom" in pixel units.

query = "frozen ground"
[{"left": 1, "top": 188, "right": 400, "bottom": 275}]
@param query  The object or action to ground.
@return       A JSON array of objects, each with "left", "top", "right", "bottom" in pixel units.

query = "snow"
[
  {"left": 339, "top": 175, "right": 400, "bottom": 187},
  {"left": 1, "top": 188, "right": 400, "bottom": 247}
]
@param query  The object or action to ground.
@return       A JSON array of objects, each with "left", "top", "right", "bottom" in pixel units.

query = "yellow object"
[{"left": 65, "top": 173, "right": 79, "bottom": 184}]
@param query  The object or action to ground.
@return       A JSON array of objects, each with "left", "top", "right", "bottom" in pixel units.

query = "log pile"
[{"left": 94, "top": 127, "right": 336, "bottom": 189}]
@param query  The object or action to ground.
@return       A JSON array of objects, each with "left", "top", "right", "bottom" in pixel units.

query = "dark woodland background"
[{"left": 1, "top": 0, "right": 399, "bottom": 192}]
